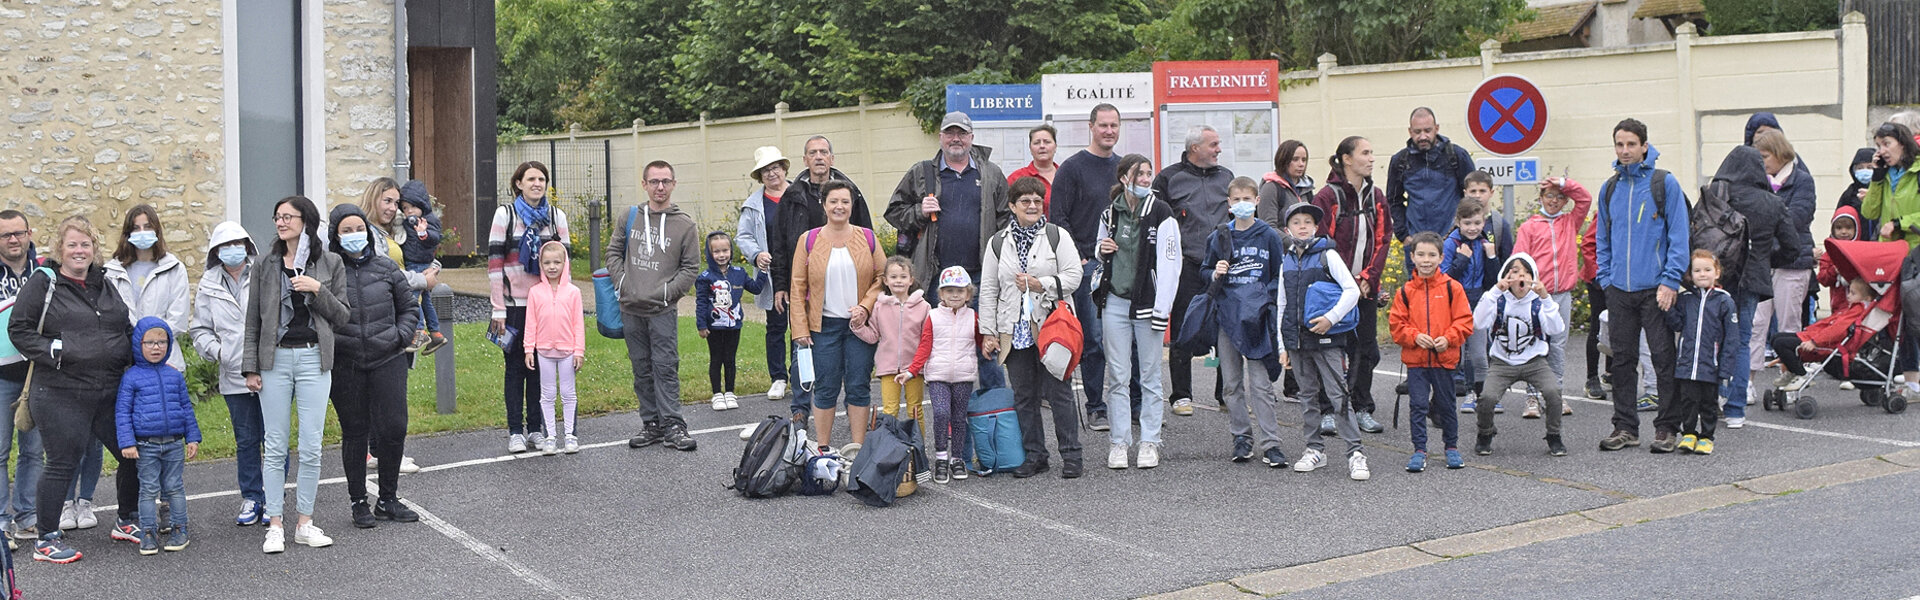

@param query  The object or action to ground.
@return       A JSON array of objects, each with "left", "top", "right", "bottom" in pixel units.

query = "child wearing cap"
[
  {"left": 1276, "top": 202, "right": 1368, "bottom": 481},
  {"left": 899, "top": 265, "right": 980, "bottom": 482}
]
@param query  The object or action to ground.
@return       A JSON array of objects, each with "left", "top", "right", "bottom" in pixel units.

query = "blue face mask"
[
  {"left": 1128, "top": 185, "right": 1152, "bottom": 199},
  {"left": 1229, "top": 201, "right": 1257, "bottom": 220},
  {"left": 340, "top": 231, "right": 369, "bottom": 255},
  {"left": 128, "top": 230, "right": 158, "bottom": 250},
  {"left": 1857, "top": 169, "right": 1875, "bottom": 185},
  {"left": 217, "top": 246, "right": 248, "bottom": 267}
]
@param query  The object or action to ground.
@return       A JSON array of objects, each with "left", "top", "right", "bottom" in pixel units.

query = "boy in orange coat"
[{"left": 1389, "top": 231, "right": 1477, "bottom": 471}]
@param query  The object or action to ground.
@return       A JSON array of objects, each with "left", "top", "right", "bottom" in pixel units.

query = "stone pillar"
[{"left": 1841, "top": 11, "right": 1870, "bottom": 144}]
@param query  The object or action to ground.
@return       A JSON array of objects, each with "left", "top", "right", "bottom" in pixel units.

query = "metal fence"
[
  {"left": 1844, "top": 0, "right": 1920, "bottom": 105},
  {"left": 496, "top": 138, "right": 615, "bottom": 269}
]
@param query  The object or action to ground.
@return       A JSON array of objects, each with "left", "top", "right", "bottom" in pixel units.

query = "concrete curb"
[
  {"left": 1732, "top": 457, "right": 1911, "bottom": 495},
  {"left": 1412, "top": 513, "right": 1612, "bottom": 558},
  {"left": 1139, "top": 582, "right": 1257, "bottom": 600},
  {"left": 1579, "top": 484, "right": 1764, "bottom": 526},
  {"left": 1230, "top": 546, "right": 1443, "bottom": 597}
]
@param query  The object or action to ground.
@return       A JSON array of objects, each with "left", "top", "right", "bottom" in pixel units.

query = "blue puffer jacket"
[
  {"left": 1387, "top": 134, "right": 1476, "bottom": 240},
  {"left": 1664, "top": 287, "right": 1740, "bottom": 383},
  {"left": 115, "top": 316, "right": 201, "bottom": 450},
  {"left": 1595, "top": 145, "right": 1692, "bottom": 292}
]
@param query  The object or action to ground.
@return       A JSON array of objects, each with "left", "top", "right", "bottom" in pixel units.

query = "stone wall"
[
  {"left": 1, "top": 0, "right": 227, "bottom": 267},
  {"left": 322, "top": 0, "right": 398, "bottom": 207}
]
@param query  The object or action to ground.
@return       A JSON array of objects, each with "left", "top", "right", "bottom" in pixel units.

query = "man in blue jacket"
[
  {"left": 1595, "top": 118, "right": 1691, "bottom": 452},
  {"left": 1387, "top": 107, "right": 1478, "bottom": 242}
]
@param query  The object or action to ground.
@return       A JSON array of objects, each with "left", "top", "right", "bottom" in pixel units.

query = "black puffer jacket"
[
  {"left": 328, "top": 204, "right": 418, "bottom": 371},
  {"left": 7, "top": 265, "right": 133, "bottom": 391},
  {"left": 1712, "top": 145, "right": 1795, "bottom": 299}
]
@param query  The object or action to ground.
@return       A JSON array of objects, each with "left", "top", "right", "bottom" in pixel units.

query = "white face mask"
[
  {"left": 1229, "top": 201, "right": 1257, "bottom": 220},
  {"left": 217, "top": 246, "right": 248, "bottom": 267},
  {"left": 1128, "top": 185, "right": 1152, "bottom": 199},
  {"left": 339, "top": 231, "right": 369, "bottom": 254},
  {"left": 129, "top": 230, "right": 158, "bottom": 250}
]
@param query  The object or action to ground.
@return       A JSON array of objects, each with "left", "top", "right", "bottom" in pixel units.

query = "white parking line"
[
  {"left": 921, "top": 485, "right": 1169, "bottom": 560},
  {"left": 402, "top": 498, "right": 580, "bottom": 600}
]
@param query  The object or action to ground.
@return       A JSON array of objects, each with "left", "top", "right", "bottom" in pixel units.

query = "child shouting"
[{"left": 1472, "top": 254, "right": 1568, "bottom": 457}]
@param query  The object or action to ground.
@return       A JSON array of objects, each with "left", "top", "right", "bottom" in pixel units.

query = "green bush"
[
  {"left": 1703, "top": 0, "right": 1837, "bottom": 35},
  {"left": 178, "top": 336, "right": 221, "bottom": 404}
]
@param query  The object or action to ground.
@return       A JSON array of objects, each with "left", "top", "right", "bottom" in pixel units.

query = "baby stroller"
[{"left": 1764, "top": 239, "right": 1910, "bottom": 419}]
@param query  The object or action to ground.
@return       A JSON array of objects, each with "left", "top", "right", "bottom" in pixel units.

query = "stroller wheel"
[
  {"left": 1763, "top": 389, "right": 1784, "bottom": 412},
  {"left": 1396, "top": 382, "right": 1409, "bottom": 396},
  {"left": 1862, "top": 387, "right": 1885, "bottom": 407},
  {"left": 1793, "top": 397, "right": 1818, "bottom": 420},
  {"left": 1885, "top": 392, "right": 1908, "bottom": 414}
]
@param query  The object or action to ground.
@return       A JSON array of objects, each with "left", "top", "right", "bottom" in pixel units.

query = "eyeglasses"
[
  {"left": 141, "top": 340, "right": 169, "bottom": 348},
  {"left": 0, "top": 232, "right": 27, "bottom": 241},
  {"left": 645, "top": 179, "right": 676, "bottom": 187},
  {"left": 273, "top": 214, "right": 301, "bottom": 223}
]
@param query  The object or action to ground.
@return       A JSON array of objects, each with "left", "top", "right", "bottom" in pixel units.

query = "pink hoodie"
[
  {"left": 1513, "top": 178, "right": 1593, "bottom": 295},
  {"left": 524, "top": 241, "right": 586, "bottom": 360},
  {"left": 853, "top": 289, "right": 930, "bottom": 376}
]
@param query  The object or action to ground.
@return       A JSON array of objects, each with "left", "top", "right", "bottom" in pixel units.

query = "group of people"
[{"left": 4, "top": 179, "right": 452, "bottom": 563}]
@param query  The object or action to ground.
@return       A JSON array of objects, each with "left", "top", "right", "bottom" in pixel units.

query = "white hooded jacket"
[
  {"left": 106, "top": 247, "right": 192, "bottom": 370},
  {"left": 1473, "top": 253, "right": 1565, "bottom": 366},
  {"left": 190, "top": 222, "right": 256, "bottom": 395}
]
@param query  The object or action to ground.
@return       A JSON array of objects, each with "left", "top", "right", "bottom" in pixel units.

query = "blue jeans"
[
  {"left": 224, "top": 392, "right": 286, "bottom": 504},
  {"left": 810, "top": 317, "right": 875, "bottom": 410},
  {"left": 67, "top": 437, "right": 104, "bottom": 502},
  {"left": 1073, "top": 259, "right": 1106, "bottom": 416},
  {"left": 1102, "top": 300, "right": 1165, "bottom": 446},
  {"left": 406, "top": 262, "right": 439, "bottom": 333},
  {"left": 0, "top": 377, "right": 40, "bottom": 528},
  {"left": 135, "top": 438, "right": 188, "bottom": 532},
  {"left": 261, "top": 347, "right": 330, "bottom": 518},
  {"left": 1719, "top": 290, "right": 1759, "bottom": 420}
]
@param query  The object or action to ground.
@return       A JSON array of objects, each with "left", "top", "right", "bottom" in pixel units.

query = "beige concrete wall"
[
  {"left": 0, "top": 0, "right": 228, "bottom": 266},
  {"left": 322, "top": 0, "right": 400, "bottom": 207}
]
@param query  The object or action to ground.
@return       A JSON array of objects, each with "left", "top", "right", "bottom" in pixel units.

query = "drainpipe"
[{"left": 392, "top": 0, "right": 411, "bottom": 182}]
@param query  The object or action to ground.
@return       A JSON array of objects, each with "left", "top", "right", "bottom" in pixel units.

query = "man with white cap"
[{"left": 737, "top": 146, "right": 793, "bottom": 400}]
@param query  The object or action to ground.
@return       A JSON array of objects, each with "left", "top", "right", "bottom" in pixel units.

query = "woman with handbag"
[
  {"left": 789, "top": 181, "right": 885, "bottom": 457},
  {"left": 243, "top": 196, "right": 349, "bottom": 554},
  {"left": 325, "top": 204, "right": 421, "bottom": 529},
  {"left": 979, "top": 177, "right": 1084, "bottom": 479},
  {"left": 11, "top": 216, "right": 136, "bottom": 564}
]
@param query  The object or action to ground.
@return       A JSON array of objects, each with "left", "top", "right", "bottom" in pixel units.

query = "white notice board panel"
[
  {"left": 1043, "top": 72, "right": 1156, "bottom": 162},
  {"left": 972, "top": 122, "right": 1043, "bottom": 176},
  {"left": 1158, "top": 102, "right": 1277, "bottom": 178}
]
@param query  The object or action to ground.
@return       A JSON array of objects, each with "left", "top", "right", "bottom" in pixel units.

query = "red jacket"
[
  {"left": 1312, "top": 169, "right": 1392, "bottom": 296},
  {"left": 1007, "top": 163, "right": 1053, "bottom": 213},
  {"left": 1797, "top": 301, "right": 1869, "bottom": 351},
  {"left": 1513, "top": 178, "right": 1592, "bottom": 294},
  {"left": 1818, "top": 206, "right": 1863, "bottom": 314},
  {"left": 1388, "top": 270, "right": 1474, "bottom": 368},
  {"left": 1579, "top": 205, "right": 1599, "bottom": 282}
]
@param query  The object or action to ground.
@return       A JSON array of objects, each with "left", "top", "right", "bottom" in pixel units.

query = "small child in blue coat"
[
  {"left": 1658, "top": 250, "right": 1741, "bottom": 455},
  {"left": 1443, "top": 197, "right": 1505, "bottom": 413},
  {"left": 116, "top": 316, "right": 201, "bottom": 555},
  {"left": 696, "top": 231, "right": 767, "bottom": 411}
]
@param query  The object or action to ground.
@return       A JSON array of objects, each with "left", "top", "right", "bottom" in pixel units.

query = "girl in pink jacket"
[
  {"left": 854, "top": 256, "right": 931, "bottom": 434},
  {"left": 524, "top": 241, "right": 585, "bottom": 455}
]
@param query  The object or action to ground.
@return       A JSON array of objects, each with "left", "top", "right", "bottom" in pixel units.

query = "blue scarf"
[{"left": 513, "top": 196, "right": 551, "bottom": 274}]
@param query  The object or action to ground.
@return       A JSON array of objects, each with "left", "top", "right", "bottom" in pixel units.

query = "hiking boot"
[
  {"left": 1088, "top": 413, "right": 1111, "bottom": 431},
  {"left": 419, "top": 331, "right": 448, "bottom": 355},
  {"left": 1444, "top": 448, "right": 1465, "bottom": 469},
  {"left": 1013, "top": 460, "right": 1050, "bottom": 478},
  {"left": 1356, "top": 411, "right": 1384, "bottom": 433},
  {"left": 1694, "top": 437, "right": 1715, "bottom": 455},
  {"left": 1545, "top": 434, "right": 1567, "bottom": 456},
  {"left": 663, "top": 423, "right": 697, "bottom": 451},
  {"left": 375, "top": 498, "right": 419, "bottom": 523},
  {"left": 33, "top": 532, "right": 80, "bottom": 563},
  {"left": 1599, "top": 430, "right": 1639, "bottom": 451},
  {"left": 932, "top": 459, "right": 951, "bottom": 484},
  {"left": 1348, "top": 451, "right": 1371, "bottom": 481},
  {"left": 1406, "top": 451, "right": 1427, "bottom": 473},
  {"left": 139, "top": 530, "right": 159, "bottom": 556},
  {"left": 1061, "top": 461, "right": 1083, "bottom": 479},
  {"left": 1677, "top": 434, "right": 1698, "bottom": 453},
  {"left": 1171, "top": 398, "right": 1195, "bottom": 416},
  {"left": 1636, "top": 394, "right": 1660, "bottom": 412},
  {"left": 351, "top": 500, "right": 376, "bottom": 529},
  {"left": 1262, "top": 447, "right": 1289, "bottom": 468},
  {"left": 951, "top": 458, "right": 968, "bottom": 480},
  {"left": 1476, "top": 432, "right": 1495, "bottom": 456},
  {"left": 1648, "top": 431, "right": 1678, "bottom": 453},
  {"left": 627, "top": 422, "right": 664, "bottom": 448},
  {"left": 1229, "top": 435, "right": 1254, "bottom": 463}
]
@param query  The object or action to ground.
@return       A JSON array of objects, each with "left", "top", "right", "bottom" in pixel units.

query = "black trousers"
[
  {"left": 503, "top": 306, "right": 546, "bottom": 436},
  {"left": 1607, "top": 287, "right": 1677, "bottom": 435},
  {"left": 334, "top": 359, "right": 410, "bottom": 502},
  {"left": 1657, "top": 379, "right": 1720, "bottom": 439},
  {"left": 1348, "top": 296, "right": 1381, "bottom": 414},
  {"left": 1167, "top": 261, "right": 1221, "bottom": 402},
  {"left": 1008, "top": 347, "right": 1081, "bottom": 464},
  {"left": 708, "top": 329, "right": 741, "bottom": 393},
  {"left": 33, "top": 384, "right": 137, "bottom": 534},
  {"left": 1585, "top": 282, "right": 1607, "bottom": 383}
]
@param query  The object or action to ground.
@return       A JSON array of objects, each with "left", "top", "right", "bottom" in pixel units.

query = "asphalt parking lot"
[{"left": 27, "top": 333, "right": 1920, "bottom": 599}]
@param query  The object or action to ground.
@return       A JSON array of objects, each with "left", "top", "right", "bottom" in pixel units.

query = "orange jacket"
[{"left": 1388, "top": 270, "right": 1475, "bottom": 368}]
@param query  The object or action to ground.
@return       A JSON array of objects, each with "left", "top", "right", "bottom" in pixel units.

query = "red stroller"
[{"left": 1763, "top": 239, "right": 1910, "bottom": 419}]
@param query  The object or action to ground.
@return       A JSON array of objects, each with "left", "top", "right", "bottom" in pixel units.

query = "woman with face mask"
[
  {"left": 190, "top": 222, "right": 288, "bottom": 528},
  {"left": 324, "top": 204, "right": 420, "bottom": 530}
]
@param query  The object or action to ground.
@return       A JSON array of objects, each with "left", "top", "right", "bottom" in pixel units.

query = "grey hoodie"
[{"left": 605, "top": 202, "right": 701, "bottom": 317}]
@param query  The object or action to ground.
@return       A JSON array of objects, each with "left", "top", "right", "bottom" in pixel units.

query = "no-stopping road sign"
[{"left": 1467, "top": 74, "right": 1547, "bottom": 157}]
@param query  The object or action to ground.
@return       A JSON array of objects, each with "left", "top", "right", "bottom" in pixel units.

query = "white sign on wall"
[{"left": 1042, "top": 73, "right": 1157, "bottom": 160}]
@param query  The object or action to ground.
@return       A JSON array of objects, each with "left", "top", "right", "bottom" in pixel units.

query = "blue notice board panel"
[{"left": 946, "top": 84, "right": 1043, "bottom": 122}]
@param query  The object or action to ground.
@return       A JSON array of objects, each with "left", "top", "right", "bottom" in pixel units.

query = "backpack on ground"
[
  {"left": 847, "top": 413, "right": 927, "bottom": 508},
  {"left": 727, "top": 415, "right": 809, "bottom": 498},
  {"left": 967, "top": 387, "right": 1024, "bottom": 474},
  {"left": 1691, "top": 180, "right": 1748, "bottom": 289}
]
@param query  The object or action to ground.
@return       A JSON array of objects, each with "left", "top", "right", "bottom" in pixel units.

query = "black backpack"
[
  {"left": 1691, "top": 180, "right": 1748, "bottom": 289},
  {"left": 727, "top": 415, "right": 809, "bottom": 498}
]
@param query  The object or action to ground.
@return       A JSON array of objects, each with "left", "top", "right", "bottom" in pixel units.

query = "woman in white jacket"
[{"left": 980, "top": 177, "right": 1085, "bottom": 478}]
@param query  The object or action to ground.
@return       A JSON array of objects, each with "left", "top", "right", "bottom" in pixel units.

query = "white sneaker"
[
  {"left": 507, "top": 434, "right": 528, "bottom": 453},
  {"left": 739, "top": 423, "right": 758, "bottom": 440},
  {"left": 58, "top": 501, "right": 77, "bottom": 531},
  {"left": 398, "top": 456, "right": 421, "bottom": 474},
  {"left": 73, "top": 499, "right": 97, "bottom": 529},
  {"left": 1726, "top": 416, "right": 1746, "bottom": 429},
  {"left": 539, "top": 437, "right": 557, "bottom": 456},
  {"left": 1349, "top": 452, "right": 1371, "bottom": 481},
  {"left": 711, "top": 393, "right": 727, "bottom": 410},
  {"left": 1293, "top": 449, "right": 1327, "bottom": 473},
  {"left": 294, "top": 523, "right": 333, "bottom": 548},
  {"left": 768, "top": 380, "right": 788, "bottom": 400},
  {"left": 263, "top": 526, "right": 285, "bottom": 554},
  {"left": 1137, "top": 442, "right": 1160, "bottom": 468},
  {"left": 365, "top": 454, "right": 379, "bottom": 469},
  {"left": 527, "top": 431, "right": 547, "bottom": 449},
  {"left": 725, "top": 392, "right": 739, "bottom": 410},
  {"left": 1839, "top": 381, "right": 1857, "bottom": 391},
  {"left": 563, "top": 435, "right": 579, "bottom": 454},
  {"left": 1107, "top": 444, "right": 1129, "bottom": 469}
]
